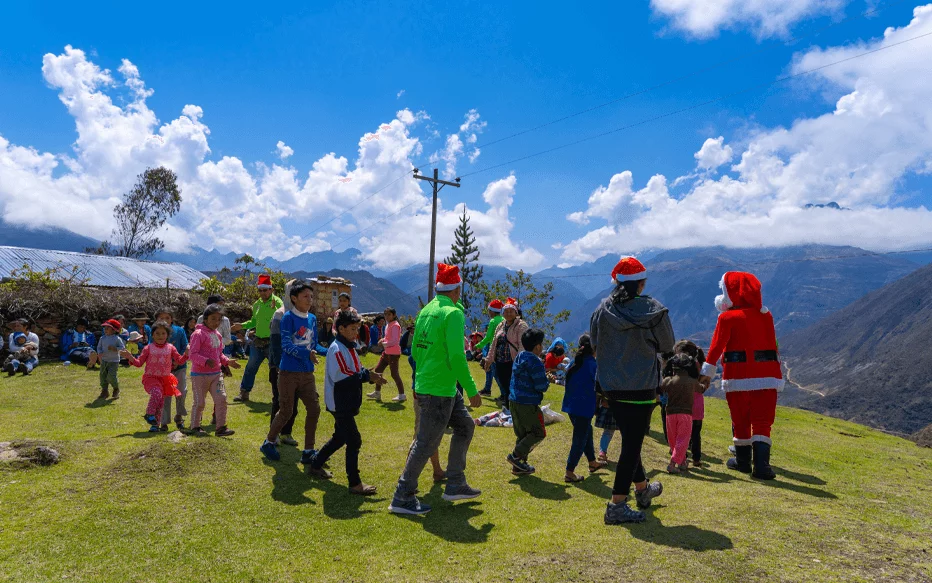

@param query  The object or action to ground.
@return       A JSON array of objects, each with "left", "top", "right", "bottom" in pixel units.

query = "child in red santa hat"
[{"left": 700, "top": 271, "right": 782, "bottom": 480}]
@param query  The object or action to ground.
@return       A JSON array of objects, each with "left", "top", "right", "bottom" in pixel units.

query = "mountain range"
[{"left": 780, "top": 261, "right": 932, "bottom": 435}]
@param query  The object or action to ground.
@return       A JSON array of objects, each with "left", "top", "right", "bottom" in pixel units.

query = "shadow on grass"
[
  {"left": 399, "top": 484, "right": 495, "bottom": 543},
  {"left": 574, "top": 474, "right": 613, "bottom": 499},
  {"left": 509, "top": 474, "right": 571, "bottom": 500},
  {"left": 772, "top": 466, "right": 827, "bottom": 486},
  {"left": 113, "top": 431, "right": 162, "bottom": 439},
  {"left": 264, "top": 448, "right": 317, "bottom": 506},
  {"left": 761, "top": 477, "right": 836, "bottom": 499},
  {"left": 84, "top": 397, "right": 114, "bottom": 409},
  {"left": 240, "top": 399, "right": 273, "bottom": 417},
  {"left": 305, "top": 478, "right": 384, "bottom": 520},
  {"left": 626, "top": 508, "right": 734, "bottom": 551},
  {"left": 377, "top": 402, "right": 406, "bottom": 412}
]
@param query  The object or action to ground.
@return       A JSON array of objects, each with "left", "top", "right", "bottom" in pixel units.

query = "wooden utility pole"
[{"left": 413, "top": 168, "right": 461, "bottom": 301}]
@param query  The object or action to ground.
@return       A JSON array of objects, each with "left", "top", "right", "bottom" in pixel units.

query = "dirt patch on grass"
[
  {"left": 105, "top": 438, "right": 232, "bottom": 482},
  {"left": 0, "top": 440, "right": 62, "bottom": 470}
]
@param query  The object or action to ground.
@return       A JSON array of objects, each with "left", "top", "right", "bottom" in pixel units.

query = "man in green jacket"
[
  {"left": 475, "top": 299, "right": 504, "bottom": 397},
  {"left": 231, "top": 274, "right": 284, "bottom": 402},
  {"left": 389, "top": 264, "right": 483, "bottom": 516}
]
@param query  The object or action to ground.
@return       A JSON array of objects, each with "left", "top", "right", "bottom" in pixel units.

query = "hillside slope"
[
  {"left": 559, "top": 245, "right": 919, "bottom": 342},
  {"left": 780, "top": 262, "right": 932, "bottom": 435}
]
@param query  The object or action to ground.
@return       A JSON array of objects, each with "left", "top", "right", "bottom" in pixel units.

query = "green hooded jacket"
[{"left": 411, "top": 294, "right": 478, "bottom": 397}]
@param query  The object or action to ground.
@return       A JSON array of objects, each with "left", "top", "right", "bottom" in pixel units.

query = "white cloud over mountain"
[
  {"left": 0, "top": 46, "right": 541, "bottom": 270},
  {"left": 650, "top": 0, "right": 849, "bottom": 38},
  {"left": 562, "top": 6, "right": 932, "bottom": 262}
]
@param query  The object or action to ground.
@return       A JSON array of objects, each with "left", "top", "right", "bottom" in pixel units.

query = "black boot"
[
  {"left": 752, "top": 441, "right": 776, "bottom": 480},
  {"left": 726, "top": 445, "right": 752, "bottom": 473}
]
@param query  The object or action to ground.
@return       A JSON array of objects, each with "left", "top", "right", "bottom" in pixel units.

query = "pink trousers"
[{"left": 666, "top": 413, "right": 693, "bottom": 465}]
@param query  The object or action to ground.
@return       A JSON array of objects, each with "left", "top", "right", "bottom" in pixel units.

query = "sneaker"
[
  {"left": 604, "top": 501, "right": 646, "bottom": 525},
  {"left": 233, "top": 391, "right": 250, "bottom": 402},
  {"left": 442, "top": 483, "right": 482, "bottom": 501},
  {"left": 389, "top": 497, "right": 432, "bottom": 516},
  {"left": 307, "top": 466, "right": 333, "bottom": 479},
  {"left": 366, "top": 390, "right": 382, "bottom": 401},
  {"left": 189, "top": 427, "right": 208, "bottom": 437},
  {"left": 144, "top": 414, "right": 157, "bottom": 426},
  {"left": 300, "top": 449, "right": 318, "bottom": 465},
  {"left": 148, "top": 425, "right": 161, "bottom": 433},
  {"left": 392, "top": 394, "right": 407, "bottom": 403},
  {"left": 507, "top": 453, "right": 535, "bottom": 474},
  {"left": 215, "top": 426, "right": 235, "bottom": 437},
  {"left": 260, "top": 440, "right": 280, "bottom": 461},
  {"left": 280, "top": 434, "right": 298, "bottom": 446},
  {"left": 634, "top": 481, "right": 663, "bottom": 509},
  {"left": 666, "top": 462, "right": 680, "bottom": 474},
  {"left": 112, "top": 388, "right": 120, "bottom": 399},
  {"left": 677, "top": 462, "right": 689, "bottom": 473},
  {"left": 159, "top": 424, "right": 169, "bottom": 432}
]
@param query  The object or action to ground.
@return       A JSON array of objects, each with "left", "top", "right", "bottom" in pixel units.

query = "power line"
[
  {"left": 460, "top": 30, "right": 932, "bottom": 178},
  {"left": 294, "top": 0, "right": 909, "bottom": 246}
]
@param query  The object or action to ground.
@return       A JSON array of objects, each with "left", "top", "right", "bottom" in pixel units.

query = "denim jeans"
[
  {"left": 10, "top": 357, "right": 38, "bottom": 373},
  {"left": 394, "top": 391, "right": 475, "bottom": 502},
  {"left": 482, "top": 361, "right": 496, "bottom": 392},
  {"left": 566, "top": 414, "right": 596, "bottom": 471},
  {"left": 240, "top": 343, "right": 269, "bottom": 392}
]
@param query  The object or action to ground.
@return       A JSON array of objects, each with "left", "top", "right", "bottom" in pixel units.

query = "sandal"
[
  {"left": 588, "top": 460, "right": 608, "bottom": 473},
  {"left": 564, "top": 473, "right": 585, "bottom": 483},
  {"left": 350, "top": 484, "right": 378, "bottom": 496}
]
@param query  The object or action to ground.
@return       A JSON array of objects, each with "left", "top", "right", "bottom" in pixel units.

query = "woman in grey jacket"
[{"left": 590, "top": 257, "right": 675, "bottom": 525}]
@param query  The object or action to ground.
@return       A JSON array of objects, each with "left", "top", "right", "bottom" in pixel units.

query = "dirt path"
[{"left": 783, "top": 362, "right": 826, "bottom": 397}]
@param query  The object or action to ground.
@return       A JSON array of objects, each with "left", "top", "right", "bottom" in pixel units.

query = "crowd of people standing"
[{"left": 10, "top": 250, "right": 784, "bottom": 525}]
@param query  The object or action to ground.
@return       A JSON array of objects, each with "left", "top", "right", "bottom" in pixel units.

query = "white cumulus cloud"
[
  {"left": 429, "top": 108, "right": 486, "bottom": 179},
  {"left": 562, "top": 6, "right": 932, "bottom": 262},
  {"left": 275, "top": 140, "right": 294, "bottom": 160},
  {"left": 651, "top": 0, "right": 849, "bottom": 38},
  {"left": 694, "top": 136, "right": 734, "bottom": 170}
]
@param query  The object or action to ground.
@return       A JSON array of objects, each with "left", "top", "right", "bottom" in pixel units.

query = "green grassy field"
[{"left": 1, "top": 357, "right": 930, "bottom": 583}]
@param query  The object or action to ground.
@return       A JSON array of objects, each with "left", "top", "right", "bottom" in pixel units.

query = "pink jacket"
[
  {"left": 382, "top": 320, "right": 402, "bottom": 355},
  {"left": 128, "top": 342, "right": 187, "bottom": 376},
  {"left": 188, "top": 324, "right": 230, "bottom": 375}
]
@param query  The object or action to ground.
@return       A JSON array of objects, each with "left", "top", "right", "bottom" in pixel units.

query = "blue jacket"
[
  {"left": 561, "top": 354, "right": 598, "bottom": 418},
  {"left": 279, "top": 310, "right": 327, "bottom": 373},
  {"left": 60, "top": 329, "right": 96, "bottom": 361},
  {"left": 369, "top": 324, "right": 382, "bottom": 347},
  {"left": 168, "top": 324, "right": 188, "bottom": 369},
  {"left": 509, "top": 351, "right": 549, "bottom": 406},
  {"left": 128, "top": 323, "right": 152, "bottom": 348}
]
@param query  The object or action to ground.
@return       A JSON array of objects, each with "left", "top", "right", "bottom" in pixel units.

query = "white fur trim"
[
  {"left": 700, "top": 362, "right": 717, "bottom": 378},
  {"left": 732, "top": 437, "right": 753, "bottom": 446},
  {"left": 488, "top": 307, "right": 502, "bottom": 313},
  {"left": 722, "top": 378, "right": 785, "bottom": 392},
  {"left": 613, "top": 270, "right": 647, "bottom": 283},
  {"left": 257, "top": 284, "right": 273, "bottom": 290},
  {"left": 435, "top": 281, "right": 461, "bottom": 292},
  {"left": 761, "top": 306, "right": 770, "bottom": 314},
  {"left": 751, "top": 435, "right": 772, "bottom": 445}
]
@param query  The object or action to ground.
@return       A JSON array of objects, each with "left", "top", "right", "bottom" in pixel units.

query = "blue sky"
[{"left": 2, "top": 1, "right": 931, "bottom": 270}]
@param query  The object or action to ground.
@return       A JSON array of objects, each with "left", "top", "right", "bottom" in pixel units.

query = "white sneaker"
[
  {"left": 392, "top": 394, "right": 407, "bottom": 403},
  {"left": 367, "top": 390, "right": 382, "bottom": 401}
]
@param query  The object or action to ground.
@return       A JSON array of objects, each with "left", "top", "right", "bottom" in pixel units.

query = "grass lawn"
[{"left": 1, "top": 356, "right": 930, "bottom": 583}]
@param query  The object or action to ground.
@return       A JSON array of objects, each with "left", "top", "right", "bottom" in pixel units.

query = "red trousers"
[{"left": 725, "top": 389, "right": 778, "bottom": 446}]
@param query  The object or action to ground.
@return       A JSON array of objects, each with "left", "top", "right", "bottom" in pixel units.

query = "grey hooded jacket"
[{"left": 590, "top": 293, "right": 675, "bottom": 402}]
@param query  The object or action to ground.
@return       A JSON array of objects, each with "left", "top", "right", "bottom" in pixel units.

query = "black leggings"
[
  {"left": 494, "top": 363, "right": 513, "bottom": 403},
  {"left": 690, "top": 420, "right": 703, "bottom": 462},
  {"left": 608, "top": 401, "right": 653, "bottom": 497}
]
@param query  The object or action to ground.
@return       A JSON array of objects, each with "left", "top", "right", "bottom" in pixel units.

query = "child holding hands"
[
  {"left": 122, "top": 321, "right": 188, "bottom": 433},
  {"left": 188, "top": 304, "right": 240, "bottom": 436}
]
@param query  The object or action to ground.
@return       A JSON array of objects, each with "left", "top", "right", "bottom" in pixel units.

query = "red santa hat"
[
  {"left": 487, "top": 299, "right": 504, "bottom": 313},
  {"left": 716, "top": 271, "right": 769, "bottom": 314},
  {"left": 435, "top": 263, "right": 462, "bottom": 292},
  {"left": 611, "top": 256, "right": 647, "bottom": 283},
  {"left": 102, "top": 319, "right": 122, "bottom": 330},
  {"left": 502, "top": 297, "right": 519, "bottom": 313},
  {"left": 256, "top": 274, "right": 273, "bottom": 290}
]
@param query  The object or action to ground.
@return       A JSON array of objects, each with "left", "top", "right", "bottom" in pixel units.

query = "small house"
[{"left": 307, "top": 275, "right": 354, "bottom": 323}]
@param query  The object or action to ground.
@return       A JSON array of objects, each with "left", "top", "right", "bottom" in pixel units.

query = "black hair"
[
  {"left": 206, "top": 294, "right": 225, "bottom": 305},
  {"left": 151, "top": 320, "right": 172, "bottom": 338},
  {"left": 290, "top": 281, "right": 312, "bottom": 299},
  {"left": 521, "top": 328, "right": 546, "bottom": 351},
  {"left": 202, "top": 303, "right": 225, "bottom": 320},
  {"left": 674, "top": 339, "right": 699, "bottom": 358},
  {"left": 697, "top": 348, "right": 706, "bottom": 364},
  {"left": 76, "top": 317, "right": 89, "bottom": 328},
  {"left": 338, "top": 292, "right": 351, "bottom": 303},
  {"left": 565, "top": 333, "right": 594, "bottom": 382},
  {"left": 384, "top": 307, "right": 396, "bottom": 318},
  {"left": 610, "top": 279, "right": 643, "bottom": 304},
  {"left": 374, "top": 314, "right": 385, "bottom": 323},
  {"left": 114, "top": 314, "right": 125, "bottom": 322},
  {"left": 155, "top": 307, "right": 174, "bottom": 319},
  {"left": 549, "top": 344, "right": 565, "bottom": 357},
  {"left": 670, "top": 353, "right": 697, "bottom": 373},
  {"left": 335, "top": 309, "right": 362, "bottom": 331},
  {"left": 17, "top": 318, "right": 30, "bottom": 329}
]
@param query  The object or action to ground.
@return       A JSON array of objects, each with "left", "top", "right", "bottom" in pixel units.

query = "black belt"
[{"left": 723, "top": 350, "right": 778, "bottom": 363}]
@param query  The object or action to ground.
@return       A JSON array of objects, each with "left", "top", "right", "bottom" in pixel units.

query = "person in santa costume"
[{"left": 700, "top": 271, "right": 782, "bottom": 480}]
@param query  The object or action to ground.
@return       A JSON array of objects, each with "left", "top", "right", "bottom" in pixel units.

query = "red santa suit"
[{"left": 701, "top": 271, "right": 781, "bottom": 479}]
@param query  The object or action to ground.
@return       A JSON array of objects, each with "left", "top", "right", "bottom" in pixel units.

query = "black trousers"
[
  {"left": 313, "top": 413, "right": 362, "bottom": 487},
  {"left": 494, "top": 363, "right": 513, "bottom": 403},
  {"left": 269, "top": 367, "right": 299, "bottom": 435},
  {"left": 608, "top": 401, "right": 653, "bottom": 497},
  {"left": 689, "top": 420, "right": 703, "bottom": 462}
]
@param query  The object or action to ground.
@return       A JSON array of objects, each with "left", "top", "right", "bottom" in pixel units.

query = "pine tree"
[{"left": 443, "top": 206, "right": 484, "bottom": 312}]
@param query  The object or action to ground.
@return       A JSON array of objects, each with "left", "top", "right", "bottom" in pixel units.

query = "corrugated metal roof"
[{"left": 0, "top": 246, "right": 207, "bottom": 289}]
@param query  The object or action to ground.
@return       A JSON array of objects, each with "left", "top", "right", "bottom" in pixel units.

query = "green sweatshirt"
[
  {"left": 474, "top": 314, "right": 503, "bottom": 351},
  {"left": 241, "top": 295, "right": 284, "bottom": 339},
  {"left": 412, "top": 294, "right": 478, "bottom": 397}
]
